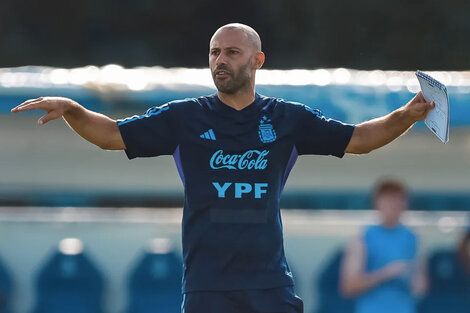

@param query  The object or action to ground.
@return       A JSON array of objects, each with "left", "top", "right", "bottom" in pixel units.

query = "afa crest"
[{"left": 258, "top": 116, "right": 277, "bottom": 143}]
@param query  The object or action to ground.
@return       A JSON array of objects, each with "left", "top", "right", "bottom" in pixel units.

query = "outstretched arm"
[
  {"left": 345, "top": 92, "right": 434, "bottom": 154},
  {"left": 11, "top": 97, "right": 125, "bottom": 150}
]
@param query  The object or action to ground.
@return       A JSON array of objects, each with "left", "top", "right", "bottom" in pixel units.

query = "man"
[
  {"left": 12, "top": 23, "right": 433, "bottom": 313},
  {"left": 341, "top": 179, "right": 428, "bottom": 313}
]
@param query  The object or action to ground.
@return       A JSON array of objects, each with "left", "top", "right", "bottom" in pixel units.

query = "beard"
[{"left": 212, "top": 61, "right": 252, "bottom": 94}]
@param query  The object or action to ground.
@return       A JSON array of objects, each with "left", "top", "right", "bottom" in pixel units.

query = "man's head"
[
  {"left": 373, "top": 179, "right": 409, "bottom": 228},
  {"left": 209, "top": 23, "right": 265, "bottom": 95}
]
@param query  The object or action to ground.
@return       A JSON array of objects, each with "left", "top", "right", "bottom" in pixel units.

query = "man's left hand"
[{"left": 404, "top": 91, "right": 435, "bottom": 122}]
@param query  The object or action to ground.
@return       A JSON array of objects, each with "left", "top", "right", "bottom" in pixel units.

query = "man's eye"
[
  {"left": 210, "top": 50, "right": 219, "bottom": 56},
  {"left": 229, "top": 50, "right": 239, "bottom": 55}
]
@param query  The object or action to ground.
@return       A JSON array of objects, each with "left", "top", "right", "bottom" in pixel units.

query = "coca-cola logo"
[{"left": 210, "top": 150, "right": 269, "bottom": 170}]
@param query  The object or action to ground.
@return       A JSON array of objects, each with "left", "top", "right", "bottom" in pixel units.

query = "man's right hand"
[
  {"left": 381, "top": 260, "right": 410, "bottom": 280},
  {"left": 11, "top": 96, "right": 125, "bottom": 150},
  {"left": 11, "top": 96, "right": 77, "bottom": 125}
]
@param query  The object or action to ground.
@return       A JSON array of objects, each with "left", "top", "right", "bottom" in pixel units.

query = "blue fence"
[
  {"left": 1, "top": 189, "right": 470, "bottom": 211},
  {"left": 1, "top": 67, "right": 470, "bottom": 126},
  {"left": 3, "top": 84, "right": 470, "bottom": 126}
]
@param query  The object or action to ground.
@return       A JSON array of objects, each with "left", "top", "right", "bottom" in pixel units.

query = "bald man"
[{"left": 12, "top": 23, "right": 434, "bottom": 313}]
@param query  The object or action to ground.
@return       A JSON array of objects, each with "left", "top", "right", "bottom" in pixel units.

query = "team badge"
[{"left": 258, "top": 116, "right": 277, "bottom": 143}]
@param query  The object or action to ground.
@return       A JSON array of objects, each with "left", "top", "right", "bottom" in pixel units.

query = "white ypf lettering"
[{"left": 212, "top": 182, "right": 269, "bottom": 199}]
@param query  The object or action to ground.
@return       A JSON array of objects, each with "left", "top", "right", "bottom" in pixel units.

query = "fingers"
[
  {"left": 415, "top": 92, "right": 435, "bottom": 109},
  {"left": 411, "top": 92, "right": 434, "bottom": 109},
  {"left": 415, "top": 91, "right": 425, "bottom": 103},
  {"left": 414, "top": 101, "right": 434, "bottom": 121},
  {"left": 421, "top": 100, "right": 434, "bottom": 112},
  {"left": 426, "top": 101, "right": 434, "bottom": 111},
  {"left": 425, "top": 101, "right": 435, "bottom": 115},
  {"left": 11, "top": 96, "right": 64, "bottom": 126},
  {"left": 11, "top": 97, "right": 46, "bottom": 113},
  {"left": 37, "top": 111, "right": 61, "bottom": 126},
  {"left": 405, "top": 93, "right": 435, "bottom": 121}
]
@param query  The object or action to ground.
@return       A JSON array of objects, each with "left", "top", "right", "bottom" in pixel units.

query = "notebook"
[{"left": 415, "top": 70, "right": 450, "bottom": 143}]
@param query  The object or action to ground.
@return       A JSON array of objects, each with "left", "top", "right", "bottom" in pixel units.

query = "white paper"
[{"left": 415, "top": 70, "right": 450, "bottom": 143}]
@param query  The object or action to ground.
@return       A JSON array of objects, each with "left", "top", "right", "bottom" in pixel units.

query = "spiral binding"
[{"left": 416, "top": 70, "right": 447, "bottom": 91}]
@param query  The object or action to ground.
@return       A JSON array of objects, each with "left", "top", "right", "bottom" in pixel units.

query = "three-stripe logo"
[{"left": 200, "top": 129, "right": 216, "bottom": 140}]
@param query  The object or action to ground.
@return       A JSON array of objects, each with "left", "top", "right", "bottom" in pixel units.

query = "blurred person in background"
[
  {"left": 458, "top": 225, "right": 470, "bottom": 276},
  {"left": 341, "top": 179, "right": 428, "bottom": 313},
  {"left": 11, "top": 24, "right": 434, "bottom": 313}
]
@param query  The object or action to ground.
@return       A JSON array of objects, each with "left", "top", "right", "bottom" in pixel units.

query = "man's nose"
[{"left": 215, "top": 53, "right": 227, "bottom": 66}]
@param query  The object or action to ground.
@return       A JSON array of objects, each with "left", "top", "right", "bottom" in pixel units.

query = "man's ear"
[{"left": 254, "top": 52, "right": 265, "bottom": 69}]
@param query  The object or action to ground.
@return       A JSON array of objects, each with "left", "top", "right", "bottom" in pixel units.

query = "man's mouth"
[{"left": 214, "top": 69, "right": 231, "bottom": 77}]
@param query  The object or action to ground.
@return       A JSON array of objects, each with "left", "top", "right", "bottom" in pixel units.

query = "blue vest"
[{"left": 356, "top": 224, "right": 417, "bottom": 313}]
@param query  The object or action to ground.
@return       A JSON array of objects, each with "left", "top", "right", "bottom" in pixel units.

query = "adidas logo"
[{"left": 200, "top": 129, "right": 216, "bottom": 140}]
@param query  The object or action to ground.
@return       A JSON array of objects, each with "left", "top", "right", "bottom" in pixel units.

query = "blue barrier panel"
[
  {"left": 1, "top": 189, "right": 470, "bottom": 211},
  {"left": 1, "top": 67, "right": 469, "bottom": 126}
]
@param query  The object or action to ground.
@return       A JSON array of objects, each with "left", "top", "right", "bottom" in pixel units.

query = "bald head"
[
  {"left": 210, "top": 23, "right": 262, "bottom": 52},
  {"left": 209, "top": 23, "right": 265, "bottom": 96}
]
